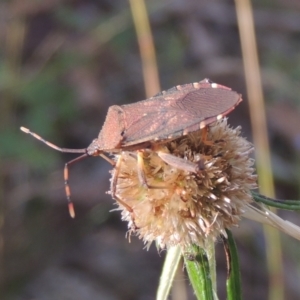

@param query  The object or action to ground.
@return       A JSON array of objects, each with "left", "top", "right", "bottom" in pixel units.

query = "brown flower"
[{"left": 110, "top": 119, "right": 257, "bottom": 249}]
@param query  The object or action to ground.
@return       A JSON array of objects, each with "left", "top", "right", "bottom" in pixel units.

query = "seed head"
[{"left": 110, "top": 119, "right": 257, "bottom": 249}]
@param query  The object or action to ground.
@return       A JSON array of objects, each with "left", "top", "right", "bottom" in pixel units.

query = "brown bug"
[{"left": 21, "top": 78, "right": 242, "bottom": 217}]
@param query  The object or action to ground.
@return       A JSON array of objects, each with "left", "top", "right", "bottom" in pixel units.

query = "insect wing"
[{"left": 121, "top": 81, "right": 242, "bottom": 146}]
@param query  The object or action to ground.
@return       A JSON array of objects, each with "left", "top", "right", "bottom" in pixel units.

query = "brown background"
[{"left": 1, "top": 0, "right": 300, "bottom": 299}]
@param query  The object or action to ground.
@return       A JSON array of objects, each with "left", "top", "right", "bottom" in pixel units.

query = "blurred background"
[{"left": 1, "top": 0, "right": 300, "bottom": 299}]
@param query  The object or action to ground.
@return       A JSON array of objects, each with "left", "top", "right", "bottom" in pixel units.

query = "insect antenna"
[
  {"left": 20, "top": 126, "right": 89, "bottom": 218},
  {"left": 20, "top": 127, "right": 87, "bottom": 154}
]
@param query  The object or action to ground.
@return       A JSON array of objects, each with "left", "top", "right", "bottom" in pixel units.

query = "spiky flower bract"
[{"left": 110, "top": 119, "right": 257, "bottom": 249}]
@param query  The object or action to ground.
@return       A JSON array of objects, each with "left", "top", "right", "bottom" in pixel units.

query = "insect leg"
[
  {"left": 137, "top": 151, "right": 168, "bottom": 189},
  {"left": 201, "top": 126, "right": 214, "bottom": 146},
  {"left": 99, "top": 153, "right": 116, "bottom": 166},
  {"left": 64, "top": 154, "right": 88, "bottom": 218},
  {"left": 110, "top": 154, "right": 134, "bottom": 213},
  {"left": 157, "top": 151, "right": 205, "bottom": 173}
]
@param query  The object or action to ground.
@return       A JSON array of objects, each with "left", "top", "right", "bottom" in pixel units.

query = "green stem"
[{"left": 156, "top": 245, "right": 181, "bottom": 300}]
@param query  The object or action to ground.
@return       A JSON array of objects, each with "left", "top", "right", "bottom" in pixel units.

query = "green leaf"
[
  {"left": 224, "top": 229, "right": 242, "bottom": 300},
  {"left": 252, "top": 192, "right": 300, "bottom": 210},
  {"left": 183, "top": 245, "right": 214, "bottom": 300}
]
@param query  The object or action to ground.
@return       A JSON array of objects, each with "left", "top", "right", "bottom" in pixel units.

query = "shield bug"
[{"left": 21, "top": 78, "right": 242, "bottom": 218}]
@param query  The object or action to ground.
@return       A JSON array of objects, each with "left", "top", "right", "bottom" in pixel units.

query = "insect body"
[
  {"left": 88, "top": 79, "right": 242, "bottom": 155},
  {"left": 21, "top": 78, "right": 242, "bottom": 217}
]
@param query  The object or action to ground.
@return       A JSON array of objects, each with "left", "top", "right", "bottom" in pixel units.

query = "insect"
[{"left": 21, "top": 78, "right": 242, "bottom": 217}]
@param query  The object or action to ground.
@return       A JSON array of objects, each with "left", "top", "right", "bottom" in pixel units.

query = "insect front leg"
[
  {"left": 136, "top": 151, "right": 168, "bottom": 189},
  {"left": 64, "top": 154, "right": 89, "bottom": 218},
  {"left": 157, "top": 151, "right": 205, "bottom": 173},
  {"left": 110, "top": 154, "right": 135, "bottom": 214},
  {"left": 110, "top": 154, "right": 141, "bottom": 230}
]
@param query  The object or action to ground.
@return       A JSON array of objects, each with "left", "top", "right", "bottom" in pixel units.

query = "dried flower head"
[{"left": 110, "top": 118, "right": 257, "bottom": 249}]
